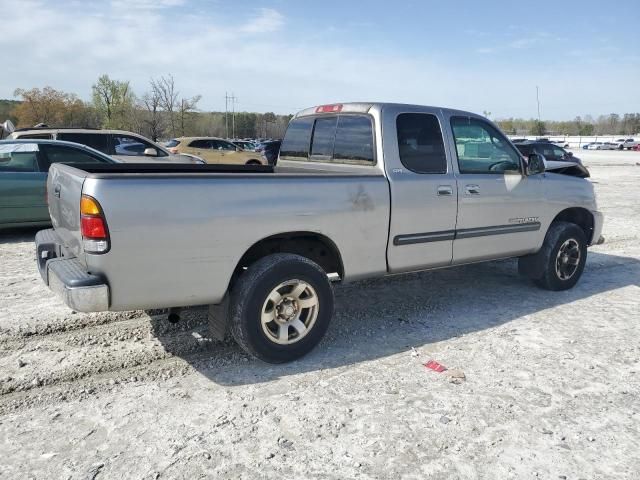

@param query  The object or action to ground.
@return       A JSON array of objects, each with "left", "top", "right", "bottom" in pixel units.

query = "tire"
[
  {"left": 228, "top": 253, "right": 334, "bottom": 363},
  {"left": 532, "top": 221, "right": 587, "bottom": 291}
]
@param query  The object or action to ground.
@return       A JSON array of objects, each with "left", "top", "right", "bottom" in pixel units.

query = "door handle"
[
  {"left": 465, "top": 184, "right": 480, "bottom": 195},
  {"left": 437, "top": 185, "right": 453, "bottom": 196},
  {"left": 53, "top": 184, "right": 61, "bottom": 198}
]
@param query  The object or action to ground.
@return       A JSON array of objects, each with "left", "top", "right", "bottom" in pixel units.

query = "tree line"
[
  {"left": 3, "top": 75, "right": 292, "bottom": 140},
  {"left": 3, "top": 77, "right": 639, "bottom": 139},
  {"left": 495, "top": 114, "right": 640, "bottom": 137}
]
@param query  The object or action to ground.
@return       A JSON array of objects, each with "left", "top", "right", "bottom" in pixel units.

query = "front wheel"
[
  {"left": 530, "top": 222, "right": 588, "bottom": 291},
  {"left": 228, "top": 254, "right": 334, "bottom": 363}
]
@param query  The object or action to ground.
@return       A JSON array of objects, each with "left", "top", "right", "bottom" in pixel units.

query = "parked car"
[
  {"left": 586, "top": 142, "right": 616, "bottom": 150},
  {"left": 10, "top": 128, "right": 204, "bottom": 164},
  {"left": 168, "top": 137, "right": 266, "bottom": 165},
  {"left": 513, "top": 140, "right": 582, "bottom": 165},
  {"left": 612, "top": 138, "right": 639, "bottom": 150},
  {"left": 35, "top": 102, "right": 602, "bottom": 363},
  {"left": 0, "top": 139, "right": 117, "bottom": 228},
  {"left": 231, "top": 140, "right": 259, "bottom": 151}
]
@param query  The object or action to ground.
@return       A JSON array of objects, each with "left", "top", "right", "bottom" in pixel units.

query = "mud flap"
[
  {"left": 518, "top": 251, "right": 545, "bottom": 279},
  {"left": 208, "top": 295, "right": 230, "bottom": 341}
]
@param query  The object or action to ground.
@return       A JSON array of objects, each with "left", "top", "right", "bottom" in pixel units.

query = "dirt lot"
[{"left": 1, "top": 150, "right": 639, "bottom": 479}]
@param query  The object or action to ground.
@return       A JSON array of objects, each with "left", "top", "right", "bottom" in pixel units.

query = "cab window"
[
  {"left": 396, "top": 113, "right": 447, "bottom": 174},
  {"left": 450, "top": 117, "right": 521, "bottom": 174}
]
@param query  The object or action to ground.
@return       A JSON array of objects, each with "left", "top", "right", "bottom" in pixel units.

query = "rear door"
[
  {"left": 446, "top": 115, "right": 544, "bottom": 263},
  {"left": 0, "top": 143, "right": 48, "bottom": 225},
  {"left": 384, "top": 107, "right": 458, "bottom": 272}
]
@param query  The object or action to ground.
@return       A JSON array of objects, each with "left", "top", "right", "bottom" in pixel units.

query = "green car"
[{"left": 0, "top": 140, "right": 117, "bottom": 229}]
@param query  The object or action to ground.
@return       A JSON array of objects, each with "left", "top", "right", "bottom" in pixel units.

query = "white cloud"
[
  {"left": 110, "top": 0, "right": 186, "bottom": 9},
  {"left": 239, "top": 8, "right": 284, "bottom": 34},
  {"left": 0, "top": 1, "right": 637, "bottom": 118}
]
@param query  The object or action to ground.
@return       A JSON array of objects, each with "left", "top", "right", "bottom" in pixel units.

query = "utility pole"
[
  {"left": 225, "top": 92, "right": 229, "bottom": 138},
  {"left": 231, "top": 93, "right": 236, "bottom": 139},
  {"left": 536, "top": 86, "right": 541, "bottom": 122}
]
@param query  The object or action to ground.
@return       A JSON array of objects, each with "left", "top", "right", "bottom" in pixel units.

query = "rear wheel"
[
  {"left": 532, "top": 222, "right": 587, "bottom": 291},
  {"left": 228, "top": 254, "right": 334, "bottom": 363}
]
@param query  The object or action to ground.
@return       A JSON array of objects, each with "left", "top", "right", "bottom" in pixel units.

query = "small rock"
[
  {"left": 84, "top": 462, "right": 104, "bottom": 480},
  {"left": 277, "top": 437, "right": 294, "bottom": 449},
  {"left": 203, "top": 452, "right": 211, "bottom": 460},
  {"left": 31, "top": 378, "right": 42, "bottom": 387},
  {"left": 541, "top": 428, "right": 553, "bottom": 435},
  {"left": 265, "top": 452, "right": 275, "bottom": 459},
  {"left": 17, "top": 359, "right": 26, "bottom": 368},
  {"left": 439, "top": 415, "right": 451, "bottom": 425},
  {"left": 446, "top": 369, "right": 466, "bottom": 384},
  {"left": 559, "top": 476, "right": 567, "bottom": 479},
  {"left": 587, "top": 436, "right": 595, "bottom": 442}
]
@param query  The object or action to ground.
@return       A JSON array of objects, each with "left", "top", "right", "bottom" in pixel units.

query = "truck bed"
[{"left": 47, "top": 162, "right": 390, "bottom": 310}]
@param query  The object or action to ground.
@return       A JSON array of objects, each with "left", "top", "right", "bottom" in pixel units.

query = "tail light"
[
  {"left": 80, "top": 195, "right": 110, "bottom": 254},
  {"left": 315, "top": 104, "right": 343, "bottom": 113}
]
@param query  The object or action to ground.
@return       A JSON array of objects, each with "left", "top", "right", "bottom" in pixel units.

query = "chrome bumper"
[{"left": 36, "top": 229, "right": 110, "bottom": 312}]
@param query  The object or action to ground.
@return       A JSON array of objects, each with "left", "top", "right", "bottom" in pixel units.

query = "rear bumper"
[{"left": 36, "top": 229, "right": 109, "bottom": 312}]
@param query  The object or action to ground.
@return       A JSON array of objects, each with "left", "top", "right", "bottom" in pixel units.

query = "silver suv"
[{"left": 10, "top": 128, "right": 203, "bottom": 164}]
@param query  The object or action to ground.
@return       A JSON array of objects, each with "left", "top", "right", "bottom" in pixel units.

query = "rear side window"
[
  {"left": 396, "top": 113, "right": 447, "bottom": 174},
  {"left": 57, "top": 133, "right": 110, "bottom": 154},
  {"left": 165, "top": 139, "right": 180, "bottom": 148},
  {"left": 280, "top": 117, "right": 314, "bottom": 159},
  {"left": 39, "top": 145, "right": 110, "bottom": 169},
  {"left": 189, "top": 139, "right": 211, "bottom": 148},
  {"left": 15, "top": 133, "right": 52, "bottom": 140}
]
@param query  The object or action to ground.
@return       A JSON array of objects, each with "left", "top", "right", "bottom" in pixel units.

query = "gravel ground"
[{"left": 1, "top": 151, "right": 639, "bottom": 479}]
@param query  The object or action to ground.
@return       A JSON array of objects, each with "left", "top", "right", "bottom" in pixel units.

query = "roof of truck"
[{"left": 294, "top": 102, "right": 482, "bottom": 119}]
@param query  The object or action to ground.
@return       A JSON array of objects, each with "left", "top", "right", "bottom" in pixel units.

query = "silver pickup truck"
[{"left": 36, "top": 102, "right": 603, "bottom": 363}]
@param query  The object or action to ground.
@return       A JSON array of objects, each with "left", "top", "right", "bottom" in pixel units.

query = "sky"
[{"left": 1, "top": 0, "right": 639, "bottom": 120}]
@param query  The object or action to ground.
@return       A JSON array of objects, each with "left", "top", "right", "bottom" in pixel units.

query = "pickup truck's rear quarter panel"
[
  {"left": 48, "top": 164, "right": 86, "bottom": 259},
  {"left": 82, "top": 173, "right": 390, "bottom": 310}
]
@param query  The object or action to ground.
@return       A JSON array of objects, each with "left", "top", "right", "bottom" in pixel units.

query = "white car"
[
  {"left": 612, "top": 138, "right": 639, "bottom": 150},
  {"left": 587, "top": 142, "right": 617, "bottom": 150}
]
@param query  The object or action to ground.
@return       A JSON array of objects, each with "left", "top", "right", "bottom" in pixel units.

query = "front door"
[
  {"left": 446, "top": 115, "right": 544, "bottom": 263},
  {"left": 385, "top": 109, "right": 458, "bottom": 272}
]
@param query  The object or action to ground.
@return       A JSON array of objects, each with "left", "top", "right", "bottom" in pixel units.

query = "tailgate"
[{"left": 47, "top": 164, "right": 88, "bottom": 261}]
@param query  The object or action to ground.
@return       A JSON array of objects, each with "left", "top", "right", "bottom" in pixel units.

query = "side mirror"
[
  {"left": 143, "top": 147, "right": 158, "bottom": 157},
  {"left": 527, "top": 153, "right": 545, "bottom": 175},
  {"left": 566, "top": 151, "right": 573, "bottom": 157}
]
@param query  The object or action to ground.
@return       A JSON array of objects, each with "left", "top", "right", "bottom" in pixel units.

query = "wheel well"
[
  {"left": 245, "top": 159, "right": 261, "bottom": 165},
  {"left": 552, "top": 208, "right": 594, "bottom": 243},
  {"left": 231, "top": 232, "right": 344, "bottom": 288}
]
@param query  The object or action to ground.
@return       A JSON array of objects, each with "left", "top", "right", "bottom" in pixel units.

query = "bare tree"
[
  {"left": 151, "top": 75, "right": 178, "bottom": 137},
  {"left": 141, "top": 84, "right": 165, "bottom": 141},
  {"left": 178, "top": 95, "right": 202, "bottom": 137}
]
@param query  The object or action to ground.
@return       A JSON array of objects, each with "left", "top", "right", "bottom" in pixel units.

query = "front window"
[{"left": 450, "top": 117, "right": 521, "bottom": 174}]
